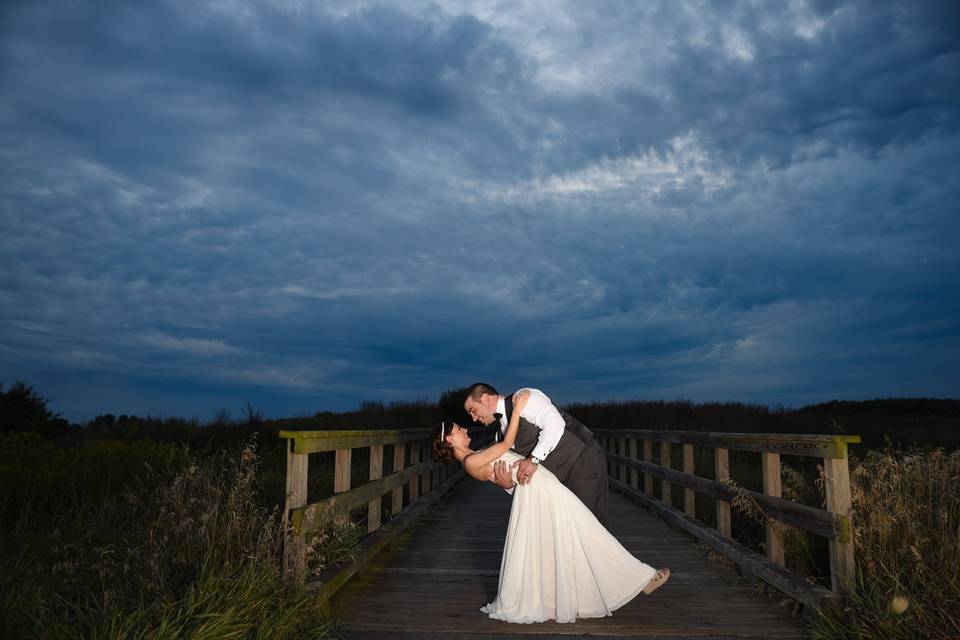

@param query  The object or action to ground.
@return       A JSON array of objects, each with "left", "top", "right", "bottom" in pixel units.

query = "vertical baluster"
[
  {"left": 392, "top": 441, "right": 405, "bottom": 513},
  {"left": 367, "top": 444, "right": 383, "bottom": 532},
  {"left": 660, "top": 442, "right": 672, "bottom": 505},
  {"left": 761, "top": 452, "right": 784, "bottom": 566},
  {"left": 715, "top": 447, "right": 731, "bottom": 537},
  {"left": 420, "top": 440, "right": 431, "bottom": 493},
  {"left": 683, "top": 443, "right": 695, "bottom": 517},
  {"left": 643, "top": 440, "right": 654, "bottom": 496},
  {"left": 618, "top": 436, "right": 628, "bottom": 484},
  {"left": 603, "top": 436, "right": 612, "bottom": 477},
  {"left": 409, "top": 441, "right": 420, "bottom": 501},
  {"left": 629, "top": 438, "right": 639, "bottom": 490},
  {"left": 334, "top": 448, "right": 352, "bottom": 526}
]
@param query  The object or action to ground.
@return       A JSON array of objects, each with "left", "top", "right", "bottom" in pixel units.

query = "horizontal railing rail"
[
  {"left": 280, "top": 427, "right": 461, "bottom": 610},
  {"left": 595, "top": 428, "right": 860, "bottom": 614}
]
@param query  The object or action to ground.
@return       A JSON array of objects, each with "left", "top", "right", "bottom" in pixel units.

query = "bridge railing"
[
  {"left": 594, "top": 429, "right": 860, "bottom": 613},
  {"left": 279, "top": 428, "right": 461, "bottom": 608}
]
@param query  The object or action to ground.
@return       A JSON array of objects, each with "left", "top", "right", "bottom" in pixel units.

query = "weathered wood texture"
[
  {"left": 283, "top": 442, "right": 308, "bottom": 579},
  {"left": 605, "top": 453, "right": 845, "bottom": 540},
  {"left": 330, "top": 480, "right": 810, "bottom": 639},
  {"left": 593, "top": 430, "right": 860, "bottom": 460},
  {"left": 715, "top": 447, "right": 732, "bottom": 538},
  {"left": 823, "top": 457, "right": 855, "bottom": 595},
  {"left": 309, "top": 470, "right": 466, "bottom": 610},
  {"left": 280, "top": 428, "right": 433, "bottom": 454},
  {"left": 292, "top": 460, "right": 437, "bottom": 535}
]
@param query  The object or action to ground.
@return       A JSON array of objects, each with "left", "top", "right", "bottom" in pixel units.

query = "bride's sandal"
[{"left": 642, "top": 568, "right": 670, "bottom": 595}]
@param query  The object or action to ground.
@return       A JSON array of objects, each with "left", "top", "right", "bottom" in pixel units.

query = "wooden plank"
[
  {"left": 643, "top": 439, "right": 653, "bottom": 496},
  {"left": 607, "top": 452, "right": 842, "bottom": 539},
  {"left": 333, "top": 481, "right": 811, "bottom": 637},
  {"left": 610, "top": 477, "right": 842, "bottom": 614},
  {"left": 280, "top": 428, "right": 434, "bottom": 454},
  {"left": 762, "top": 452, "right": 785, "bottom": 566},
  {"left": 660, "top": 441, "right": 672, "bottom": 505},
  {"left": 309, "top": 470, "right": 467, "bottom": 609},
  {"left": 824, "top": 456, "right": 855, "bottom": 594},
  {"left": 392, "top": 442, "right": 405, "bottom": 514},
  {"left": 283, "top": 442, "right": 308, "bottom": 580},
  {"left": 593, "top": 429, "right": 861, "bottom": 459},
  {"left": 716, "top": 447, "right": 731, "bottom": 538},
  {"left": 628, "top": 438, "right": 639, "bottom": 490},
  {"left": 683, "top": 443, "right": 695, "bottom": 517},
  {"left": 292, "top": 461, "right": 437, "bottom": 535},
  {"left": 368, "top": 444, "right": 383, "bottom": 533}
]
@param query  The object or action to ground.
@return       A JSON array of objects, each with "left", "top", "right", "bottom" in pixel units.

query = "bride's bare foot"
[{"left": 642, "top": 568, "right": 670, "bottom": 595}]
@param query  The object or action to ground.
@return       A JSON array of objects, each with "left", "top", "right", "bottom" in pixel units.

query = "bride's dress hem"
[
  {"left": 481, "top": 574, "right": 654, "bottom": 624},
  {"left": 479, "top": 451, "right": 658, "bottom": 625}
]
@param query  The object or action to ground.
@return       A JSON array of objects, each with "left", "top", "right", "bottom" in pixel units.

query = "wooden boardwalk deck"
[{"left": 329, "top": 478, "right": 809, "bottom": 639}]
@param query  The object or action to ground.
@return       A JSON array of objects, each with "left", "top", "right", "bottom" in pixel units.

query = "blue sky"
[{"left": 1, "top": 0, "right": 958, "bottom": 422}]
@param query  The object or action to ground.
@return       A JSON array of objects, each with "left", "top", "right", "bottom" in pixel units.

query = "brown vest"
[{"left": 502, "top": 393, "right": 597, "bottom": 485}]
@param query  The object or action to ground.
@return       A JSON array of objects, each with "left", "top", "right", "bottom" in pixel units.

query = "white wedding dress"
[{"left": 481, "top": 450, "right": 657, "bottom": 623}]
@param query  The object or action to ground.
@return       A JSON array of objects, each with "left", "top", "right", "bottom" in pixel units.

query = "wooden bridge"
[{"left": 280, "top": 427, "right": 860, "bottom": 638}]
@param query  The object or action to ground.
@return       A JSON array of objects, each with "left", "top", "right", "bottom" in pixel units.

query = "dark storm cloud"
[{"left": 0, "top": 0, "right": 957, "bottom": 420}]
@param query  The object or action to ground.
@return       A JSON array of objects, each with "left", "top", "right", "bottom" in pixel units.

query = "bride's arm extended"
[{"left": 464, "top": 390, "right": 529, "bottom": 475}]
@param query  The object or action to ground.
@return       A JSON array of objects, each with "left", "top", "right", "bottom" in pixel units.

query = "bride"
[{"left": 433, "top": 390, "right": 670, "bottom": 624}]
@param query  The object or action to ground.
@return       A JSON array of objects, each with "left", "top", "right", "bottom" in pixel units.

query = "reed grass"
[
  {"left": 0, "top": 437, "right": 335, "bottom": 639},
  {"left": 809, "top": 446, "right": 960, "bottom": 639},
  {"left": 721, "top": 443, "right": 960, "bottom": 638}
]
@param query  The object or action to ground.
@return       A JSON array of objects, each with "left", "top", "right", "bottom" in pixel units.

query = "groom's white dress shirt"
[{"left": 497, "top": 388, "right": 566, "bottom": 462}]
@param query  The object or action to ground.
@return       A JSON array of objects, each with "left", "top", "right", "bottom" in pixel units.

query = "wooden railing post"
[
  {"left": 761, "top": 452, "right": 784, "bottom": 566},
  {"left": 284, "top": 441, "right": 309, "bottom": 580},
  {"left": 392, "top": 442, "right": 405, "bottom": 514},
  {"left": 643, "top": 440, "right": 654, "bottom": 496},
  {"left": 824, "top": 455, "right": 855, "bottom": 594},
  {"left": 618, "top": 436, "right": 628, "bottom": 484},
  {"left": 660, "top": 442, "right": 672, "bottom": 505},
  {"left": 603, "top": 436, "right": 611, "bottom": 477},
  {"left": 591, "top": 428, "right": 860, "bottom": 613},
  {"left": 335, "top": 448, "right": 352, "bottom": 525},
  {"left": 367, "top": 444, "right": 383, "bottom": 532},
  {"left": 628, "top": 438, "right": 639, "bottom": 490},
  {"left": 420, "top": 440, "right": 431, "bottom": 494},
  {"left": 715, "top": 447, "right": 731, "bottom": 537},
  {"left": 409, "top": 442, "right": 420, "bottom": 501},
  {"left": 683, "top": 443, "right": 695, "bottom": 517}
]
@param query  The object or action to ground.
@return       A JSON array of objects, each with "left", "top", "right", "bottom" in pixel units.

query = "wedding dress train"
[{"left": 481, "top": 451, "right": 657, "bottom": 623}]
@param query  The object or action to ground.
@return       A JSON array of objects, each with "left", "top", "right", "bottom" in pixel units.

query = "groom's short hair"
[{"left": 466, "top": 382, "right": 498, "bottom": 401}]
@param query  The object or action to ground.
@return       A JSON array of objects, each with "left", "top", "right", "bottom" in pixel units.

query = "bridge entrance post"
[
  {"left": 824, "top": 451, "right": 855, "bottom": 595},
  {"left": 283, "top": 440, "right": 308, "bottom": 581}
]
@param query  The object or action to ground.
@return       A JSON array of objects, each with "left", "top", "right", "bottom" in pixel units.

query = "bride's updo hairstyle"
[{"left": 432, "top": 420, "right": 456, "bottom": 464}]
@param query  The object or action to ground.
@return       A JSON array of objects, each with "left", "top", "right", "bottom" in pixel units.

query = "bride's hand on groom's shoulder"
[{"left": 512, "top": 389, "right": 530, "bottom": 409}]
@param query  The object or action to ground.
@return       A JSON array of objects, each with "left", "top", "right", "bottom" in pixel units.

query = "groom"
[{"left": 464, "top": 382, "right": 609, "bottom": 526}]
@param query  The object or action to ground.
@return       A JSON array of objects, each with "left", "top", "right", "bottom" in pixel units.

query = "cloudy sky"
[{"left": 1, "top": 1, "right": 958, "bottom": 422}]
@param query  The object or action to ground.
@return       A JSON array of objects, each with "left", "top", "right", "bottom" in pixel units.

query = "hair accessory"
[{"left": 440, "top": 421, "right": 446, "bottom": 442}]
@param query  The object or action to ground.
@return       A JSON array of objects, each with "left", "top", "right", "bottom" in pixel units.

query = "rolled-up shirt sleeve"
[{"left": 519, "top": 388, "right": 566, "bottom": 462}]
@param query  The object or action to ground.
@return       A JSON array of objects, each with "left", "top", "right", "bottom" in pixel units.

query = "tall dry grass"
[
  {"left": 810, "top": 446, "right": 960, "bottom": 639},
  {"left": 722, "top": 446, "right": 960, "bottom": 638},
  {"left": 0, "top": 437, "right": 337, "bottom": 639}
]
